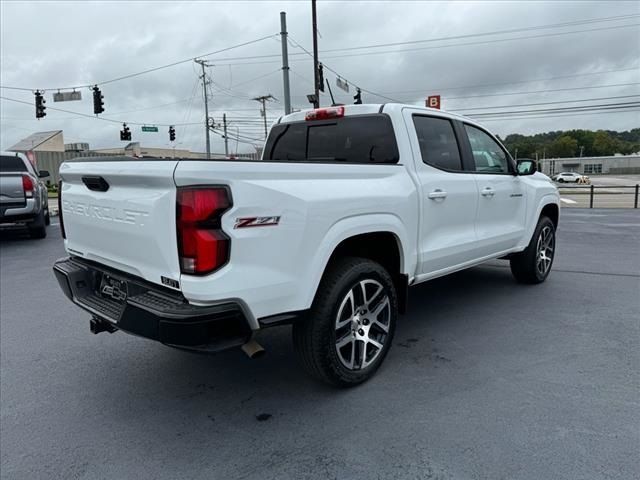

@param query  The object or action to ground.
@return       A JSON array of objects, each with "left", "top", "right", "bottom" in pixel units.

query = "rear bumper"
[
  {"left": 53, "top": 257, "right": 253, "bottom": 352},
  {"left": 0, "top": 198, "right": 38, "bottom": 224}
]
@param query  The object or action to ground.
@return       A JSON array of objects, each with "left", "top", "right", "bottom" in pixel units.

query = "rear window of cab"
[{"left": 263, "top": 114, "right": 399, "bottom": 164}]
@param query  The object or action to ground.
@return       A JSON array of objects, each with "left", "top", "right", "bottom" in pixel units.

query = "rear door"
[
  {"left": 461, "top": 123, "right": 526, "bottom": 255},
  {"left": 59, "top": 159, "right": 181, "bottom": 288},
  {"left": 404, "top": 110, "right": 480, "bottom": 275}
]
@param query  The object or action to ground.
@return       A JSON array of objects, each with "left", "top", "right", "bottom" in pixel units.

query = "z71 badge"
[{"left": 234, "top": 216, "right": 281, "bottom": 229}]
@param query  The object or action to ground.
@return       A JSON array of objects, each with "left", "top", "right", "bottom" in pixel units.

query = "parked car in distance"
[
  {"left": 552, "top": 171, "right": 590, "bottom": 183},
  {"left": 53, "top": 103, "right": 560, "bottom": 387},
  {"left": 0, "top": 152, "right": 50, "bottom": 238}
]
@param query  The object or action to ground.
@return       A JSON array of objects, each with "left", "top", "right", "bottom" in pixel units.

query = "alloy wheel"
[
  {"left": 536, "top": 225, "right": 555, "bottom": 276},
  {"left": 334, "top": 279, "right": 390, "bottom": 370}
]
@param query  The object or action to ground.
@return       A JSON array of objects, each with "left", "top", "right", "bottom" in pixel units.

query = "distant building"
[
  {"left": 8, "top": 130, "right": 64, "bottom": 152},
  {"left": 538, "top": 155, "right": 640, "bottom": 176}
]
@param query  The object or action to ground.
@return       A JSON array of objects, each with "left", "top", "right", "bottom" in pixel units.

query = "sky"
[{"left": 1, "top": 0, "right": 639, "bottom": 154}]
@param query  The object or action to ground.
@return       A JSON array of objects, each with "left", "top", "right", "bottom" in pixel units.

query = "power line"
[
  {"left": 0, "top": 34, "right": 278, "bottom": 92},
  {"left": 449, "top": 95, "right": 640, "bottom": 112},
  {"left": 205, "top": 21, "right": 639, "bottom": 66},
  {"left": 307, "top": 24, "right": 640, "bottom": 62},
  {"left": 477, "top": 108, "right": 640, "bottom": 122},
  {"left": 465, "top": 101, "right": 640, "bottom": 118},
  {"left": 375, "top": 67, "right": 640, "bottom": 95},
  {"left": 0, "top": 95, "right": 201, "bottom": 127},
  {"left": 287, "top": 39, "right": 401, "bottom": 102},
  {"left": 319, "top": 14, "right": 640, "bottom": 53}
]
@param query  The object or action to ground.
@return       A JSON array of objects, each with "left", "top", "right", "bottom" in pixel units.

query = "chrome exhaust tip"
[{"left": 241, "top": 339, "right": 265, "bottom": 359}]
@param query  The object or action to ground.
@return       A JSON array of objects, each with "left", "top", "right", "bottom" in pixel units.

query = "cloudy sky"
[{"left": 1, "top": 0, "right": 638, "bottom": 154}]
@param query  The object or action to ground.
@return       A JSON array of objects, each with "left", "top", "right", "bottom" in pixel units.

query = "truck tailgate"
[
  {"left": 0, "top": 174, "right": 26, "bottom": 209},
  {"left": 59, "top": 160, "right": 181, "bottom": 289}
]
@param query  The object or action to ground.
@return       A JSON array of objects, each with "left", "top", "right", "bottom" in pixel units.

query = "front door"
[{"left": 462, "top": 123, "right": 527, "bottom": 256}]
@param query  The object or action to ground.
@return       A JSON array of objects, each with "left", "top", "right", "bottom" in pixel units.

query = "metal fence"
[{"left": 558, "top": 184, "right": 639, "bottom": 209}]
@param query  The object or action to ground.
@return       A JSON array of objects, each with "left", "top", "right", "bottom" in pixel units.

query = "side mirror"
[
  {"left": 38, "top": 170, "right": 50, "bottom": 178},
  {"left": 516, "top": 159, "right": 536, "bottom": 176}
]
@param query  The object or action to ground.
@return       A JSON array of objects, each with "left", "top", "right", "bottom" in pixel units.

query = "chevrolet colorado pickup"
[
  {"left": 1, "top": 151, "right": 50, "bottom": 238},
  {"left": 53, "top": 104, "right": 560, "bottom": 386}
]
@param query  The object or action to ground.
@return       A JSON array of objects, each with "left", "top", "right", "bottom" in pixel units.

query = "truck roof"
[{"left": 277, "top": 103, "right": 472, "bottom": 125}]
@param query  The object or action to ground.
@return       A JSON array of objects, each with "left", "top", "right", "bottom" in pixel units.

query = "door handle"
[
  {"left": 481, "top": 187, "right": 495, "bottom": 197},
  {"left": 427, "top": 189, "right": 448, "bottom": 199}
]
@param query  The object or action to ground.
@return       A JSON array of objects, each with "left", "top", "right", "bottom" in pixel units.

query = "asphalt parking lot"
[{"left": 1, "top": 209, "right": 639, "bottom": 480}]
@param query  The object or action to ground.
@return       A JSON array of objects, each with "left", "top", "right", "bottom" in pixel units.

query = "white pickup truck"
[{"left": 54, "top": 104, "right": 560, "bottom": 386}]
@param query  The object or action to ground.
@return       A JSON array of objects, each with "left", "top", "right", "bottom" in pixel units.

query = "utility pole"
[
  {"left": 223, "top": 113, "right": 229, "bottom": 157},
  {"left": 253, "top": 94, "right": 275, "bottom": 138},
  {"left": 194, "top": 58, "right": 212, "bottom": 159},
  {"left": 311, "top": 0, "right": 320, "bottom": 108},
  {"left": 280, "top": 11, "right": 292, "bottom": 115}
]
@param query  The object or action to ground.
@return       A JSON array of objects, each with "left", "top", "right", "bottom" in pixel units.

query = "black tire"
[
  {"left": 510, "top": 216, "right": 555, "bottom": 284},
  {"left": 292, "top": 257, "right": 398, "bottom": 387},
  {"left": 558, "top": 178, "right": 565, "bottom": 183},
  {"left": 28, "top": 210, "right": 47, "bottom": 239},
  {"left": 44, "top": 208, "right": 51, "bottom": 226}
]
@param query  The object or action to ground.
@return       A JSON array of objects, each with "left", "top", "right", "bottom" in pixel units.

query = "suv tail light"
[
  {"left": 305, "top": 106, "right": 345, "bottom": 121},
  {"left": 58, "top": 181, "right": 66, "bottom": 239},
  {"left": 22, "top": 175, "right": 35, "bottom": 198},
  {"left": 176, "top": 186, "right": 231, "bottom": 275}
]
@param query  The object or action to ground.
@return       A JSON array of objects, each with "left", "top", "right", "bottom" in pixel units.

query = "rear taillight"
[
  {"left": 176, "top": 186, "right": 231, "bottom": 275},
  {"left": 305, "top": 106, "right": 345, "bottom": 121},
  {"left": 22, "top": 175, "right": 35, "bottom": 198},
  {"left": 58, "top": 181, "right": 66, "bottom": 239}
]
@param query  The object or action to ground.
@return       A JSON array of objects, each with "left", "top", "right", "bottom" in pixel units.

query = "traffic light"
[
  {"left": 169, "top": 126, "right": 176, "bottom": 142},
  {"left": 317, "top": 63, "right": 324, "bottom": 92},
  {"left": 35, "top": 91, "right": 46, "bottom": 119},
  {"left": 92, "top": 85, "right": 104, "bottom": 114},
  {"left": 354, "top": 87, "right": 362, "bottom": 104},
  {"left": 120, "top": 123, "right": 131, "bottom": 141}
]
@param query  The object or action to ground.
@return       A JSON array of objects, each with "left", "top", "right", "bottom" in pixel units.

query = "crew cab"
[
  {"left": 53, "top": 104, "right": 560, "bottom": 386},
  {"left": 1, "top": 151, "right": 50, "bottom": 238}
]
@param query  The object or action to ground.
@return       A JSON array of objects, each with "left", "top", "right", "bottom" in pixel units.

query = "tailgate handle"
[{"left": 82, "top": 176, "right": 109, "bottom": 192}]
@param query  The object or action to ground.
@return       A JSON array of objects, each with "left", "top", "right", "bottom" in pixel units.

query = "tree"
[
  {"left": 592, "top": 131, "right": 617, "bottom": 156},
  {"left": 549, "top": 135, "right": 578, "bottom": 158}
]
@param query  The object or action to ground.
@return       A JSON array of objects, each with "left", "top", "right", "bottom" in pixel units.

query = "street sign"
[
  {"left": 141, "top": 126, "right": 158, "bottom": 132},
  {"left": 336, "top": 77, "right": 349, "bottom": 93},
  {"left": 53, "top": 91, "right": 82, "bottom": 102},
  {"left": 426, "top": 95, "right": 441, "bottom": 109}
]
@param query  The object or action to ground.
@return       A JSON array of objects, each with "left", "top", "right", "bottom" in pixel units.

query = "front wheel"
[
  {"left": 292, "top": 257, "right": 397, "bottom": 387},
  {"left": 510, "top": 216, "right": 556, "bottom": 284}
]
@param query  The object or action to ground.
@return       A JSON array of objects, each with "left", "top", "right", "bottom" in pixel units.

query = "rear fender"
[{"left": 302, "top": 213, "right": 414, "bottom": 309}]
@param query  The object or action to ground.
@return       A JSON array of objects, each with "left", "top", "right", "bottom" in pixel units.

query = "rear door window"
[
  {"left": 264, "top": 115, "right": 399, "bottom": 164},
  {"left": 0, "top": 155, "right": 28, "bottom": 173},
  {"left": 412, "top": 115, "right": 463, "bottom": 171}
]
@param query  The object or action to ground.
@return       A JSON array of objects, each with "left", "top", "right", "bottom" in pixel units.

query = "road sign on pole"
[
  {"left": 141, "top": 126, "right": 159, "bottom": 132},
  {"left": 426, "top": 95, "right": 441, "bottom": 109}
]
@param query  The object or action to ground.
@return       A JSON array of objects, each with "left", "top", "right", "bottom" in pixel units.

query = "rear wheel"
[
  {"left": 44, "top": 207, "right": 51, "bottom": 226},
  {"left": 292, "top": 257, "right": 397, "bottom": 387},
  {"left": 510, "top": 216, "right": 555, "bottom": 284},
  {"left": 28, "top": 210, "right": 47, "bottom": 239}
]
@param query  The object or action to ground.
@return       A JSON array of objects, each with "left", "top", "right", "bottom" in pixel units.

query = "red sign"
[{"left": 426, "top": 95, "right": 441, "bottom": 110}]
